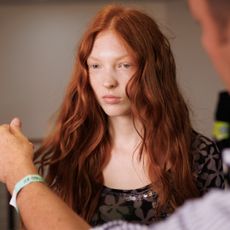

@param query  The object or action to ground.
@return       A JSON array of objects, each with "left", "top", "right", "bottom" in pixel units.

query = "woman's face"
[{"left": 87, "top": 30, "right": 137, "bottom": 117}]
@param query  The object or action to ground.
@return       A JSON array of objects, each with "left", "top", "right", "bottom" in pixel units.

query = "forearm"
[
  {"left": 17, "top": 181, "right": 90, "bottom": 230},
  {"left": 0, "top": 120, "right": 90, "bottom": 230}
]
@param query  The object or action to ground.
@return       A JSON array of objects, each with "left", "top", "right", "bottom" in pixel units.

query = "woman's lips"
[{"left": 102, "top": 95, "right": 121, "bottom": 104}]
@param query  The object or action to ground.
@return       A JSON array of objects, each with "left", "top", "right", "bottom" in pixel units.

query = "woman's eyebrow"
[{"left": 88, "top": 54, "right": 131, "bottom": 61}]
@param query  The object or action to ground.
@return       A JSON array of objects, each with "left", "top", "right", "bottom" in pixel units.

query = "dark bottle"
[{"left": 213, "top": 91, "right": 230, "bottom": 187}]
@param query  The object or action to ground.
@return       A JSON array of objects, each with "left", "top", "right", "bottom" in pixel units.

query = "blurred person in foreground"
[{"left": 0, "top": 0, "right": 230, "bottom": 229}]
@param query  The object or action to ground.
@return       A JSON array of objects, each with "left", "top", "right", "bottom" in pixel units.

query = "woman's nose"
[
  {"left": 103, "top": 80, "right": 118, "bottom": 89},
  {"left": 103, "top": 70, "right": 118, "bottom": 89}
]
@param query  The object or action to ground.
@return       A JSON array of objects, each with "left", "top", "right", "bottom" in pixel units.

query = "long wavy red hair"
[{"left": 34, "top": 5, "right": 200, "bottom": 223}]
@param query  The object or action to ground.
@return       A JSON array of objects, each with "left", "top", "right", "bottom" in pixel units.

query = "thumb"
[
  {"left": 10, "top": 117, "right": 22, "bottom": 128},
  {"left": 10, "top": 117, "right": 23, "bottom": 138}
]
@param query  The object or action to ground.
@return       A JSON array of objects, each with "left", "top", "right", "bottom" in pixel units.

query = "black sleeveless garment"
[{"left": 90, "top": 132, "right": 225, "bottom": 226}]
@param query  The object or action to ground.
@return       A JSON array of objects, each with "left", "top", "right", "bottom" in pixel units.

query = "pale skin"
[
  {"left": 1, "top": 1, "right": 230, "bottom": 229},
  {"left": 0, "top": 29, "right": 151, "bottom": 229},
  {"left": 88, "top": 30, "right": 151, "bottom": 189}
]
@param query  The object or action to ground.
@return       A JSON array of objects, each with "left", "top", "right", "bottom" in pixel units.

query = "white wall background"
[
  {"left": 0, "top": 0, "right": 225, "bottom": 139},
  {"left": 0, "top": 0, "right": 167, "bottom": 140},
  {"left": 0, "top": 0, "right": 225, "bottom": 229}
]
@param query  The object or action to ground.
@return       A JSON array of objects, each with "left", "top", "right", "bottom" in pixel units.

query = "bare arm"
[
  {"left": 0, "top": 118, "right": 90, "bottom": 230},
  {"left": 17, "top": 181, "right": 90, "bottom": 230}
]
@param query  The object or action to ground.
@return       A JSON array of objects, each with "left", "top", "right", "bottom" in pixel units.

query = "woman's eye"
[
  {"left": 123, "top": 63, "right": 131, "bottom": 68},
  {"left": 88, "top": 64, "right": 101, "bottom": 69},
  {"left": 118, "top": 63, "right": 131, "bottom": 69}
]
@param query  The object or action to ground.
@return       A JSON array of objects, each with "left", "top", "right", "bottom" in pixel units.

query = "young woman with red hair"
[{"left": 33, "top": 4, "right": 224, "bottom": 226}]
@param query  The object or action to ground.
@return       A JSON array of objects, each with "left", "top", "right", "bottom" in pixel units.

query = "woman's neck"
[
  {"left": 108, "top": 115, "right": 143, "bottom": 152},
  {"left": 103, "top": 116, "right": 151, "bottom": 189}
]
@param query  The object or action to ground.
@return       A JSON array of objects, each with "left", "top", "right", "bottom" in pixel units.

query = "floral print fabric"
[{"left": 90, "top": 132, "right": 224, "bottom": 226}]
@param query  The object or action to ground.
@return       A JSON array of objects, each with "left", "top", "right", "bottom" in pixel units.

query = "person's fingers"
[
  {"left": 10, "top": 117, "right": 21, "bottom": 128},
  {"left": 9, "top": 118, "right": 34, "bottom": 150},
  {"left": 9, "top": 118, "right": 24, "bottom": 139},
  {"left": 0, "top": 124, "right": 10, "bottom": 136}
]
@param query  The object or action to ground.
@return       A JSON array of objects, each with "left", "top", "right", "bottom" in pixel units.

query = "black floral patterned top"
[{"left": 90, "top": 132, "right": 225, "bottom": 226}]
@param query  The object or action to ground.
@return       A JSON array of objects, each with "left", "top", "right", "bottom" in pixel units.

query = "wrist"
[
  {"left": 7, "top": 164, "right": 38, "bottom": 194},
  {"left": 9, "top": 174, "right": 45, "bottom": 212}
]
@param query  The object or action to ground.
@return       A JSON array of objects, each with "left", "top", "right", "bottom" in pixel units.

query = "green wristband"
[{"left": 9, "top": 174, "right": 45, "bottom": 212}]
